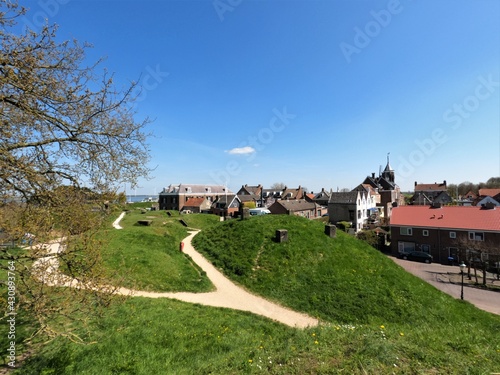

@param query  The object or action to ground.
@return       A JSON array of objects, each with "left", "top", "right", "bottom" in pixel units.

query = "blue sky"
[{"left": 20, "top": 0, "right": 500, "bottom": 194}]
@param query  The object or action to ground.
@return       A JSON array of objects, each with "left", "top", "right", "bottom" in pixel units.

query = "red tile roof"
[
  {"left": 391, "top": 206, "right": 500, "bottom": 232},
  {"left": 479, "top": 188, "right": 500, "bottom": 197},
  {"left": 184, "top": 197, "right": 206, "bottom": 207}
]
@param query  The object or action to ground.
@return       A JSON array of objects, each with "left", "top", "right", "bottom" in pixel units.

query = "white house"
[{"left": 328, "top": 190, "right": 376, "bottom": 232}]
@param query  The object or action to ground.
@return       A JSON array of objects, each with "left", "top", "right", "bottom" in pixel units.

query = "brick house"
[
  {"left": 211, "top": 194, "right": 241, "bottom": 217},
  {"left": 390, "top": 204, "right": 500, "bottom": 264},
  {"left": 236, "top": 184, "right": 264, "bottom": 207},
  {"left": 158, "top": 184, "right": 231, "bottom": 211}
]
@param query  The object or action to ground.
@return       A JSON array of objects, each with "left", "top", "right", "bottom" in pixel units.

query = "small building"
[
  {"left": 268, "top": 199, "right": 325, "bottom": 219},
  {"left": 211, "top": 194, "right": 241, "bottom": 217},
  {"left": 411, "top": 181, "right": 452, "bottom": 206},
  {"left": 182, "top": 197, "right": 212, "bottom": 213}
]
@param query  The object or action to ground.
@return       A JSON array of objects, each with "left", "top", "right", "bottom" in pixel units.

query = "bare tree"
[
  {"left": 453, "top": 235, "right": 499, "bottom": 286},
  {"left": 270, "top": 182, "right": 286, "bottom": 190},
  {"left": 1, "top": 1, "right": 149, "bottom": 343}
]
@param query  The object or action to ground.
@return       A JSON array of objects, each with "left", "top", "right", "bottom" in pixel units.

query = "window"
[
  {"left": 398, "top": 241, "right": 415, "bottom": 253},
  {"left": 449, "top": 232, "right": 456, "bottom": 239},
  {"left": 469, "top": 232, "right": 484, "bottom": 241},
  {"left": 400, "top": 227, "right": 413, "bottom": 236},
  {"left": 421, "top": 244, "right": 431, "bottom": 253},
  {"left": 423, "top": 230, "right": 429, "bottom": 237}
]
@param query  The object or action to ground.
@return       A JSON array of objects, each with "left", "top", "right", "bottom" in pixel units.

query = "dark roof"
[
  {"left": 328, "top": 191, "right": 359, "bottom": 204},
  {"left": 273, "top": 199, "right": 318, "bottom": 211},
  {"left": 414, "top": 182, "right": 447, "bottom": 192}
]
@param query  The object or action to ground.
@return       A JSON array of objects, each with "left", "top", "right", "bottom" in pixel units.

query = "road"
[{"left": 389, "top": 256, "right": 500, "bottom": 315}]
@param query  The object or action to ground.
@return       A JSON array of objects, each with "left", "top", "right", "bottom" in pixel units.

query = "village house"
[
  {"left": 328, "top": 189, "right": 376, "bottom": 233},
  {"left": 411, "top": 181, "right": 452, "bottom": 206},
  {"left": 475, "top": 188, "right": 500, "bottom": 207},
  {"left": 182, "top": 197, "right": 212, "bottom": 213},
  {"left": 158, "top": 184, "right": 232, "bottom": 211},
  {"left": 268, "top": 199, "right": 325, "bottom": 219},
  {"left": 390, "top": 204, "right": 500, "bottom": 265},
  {"left": 211, "top": 194, "right": 241, "bottom": 217},
  {"left": 236, "top": 184, "right": 264, "bottom": 207}
]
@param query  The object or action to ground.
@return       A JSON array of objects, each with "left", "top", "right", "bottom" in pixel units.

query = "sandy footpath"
[
  {"left": 117, "top": 230, "right": 319, "bottom": 328},
  {"left": 39, "top": 213, "right": 319, "bottom": 328}
]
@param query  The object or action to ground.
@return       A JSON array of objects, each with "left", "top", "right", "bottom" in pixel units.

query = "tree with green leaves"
[{"left": 1, "top": 0, "right": 150, "bottom": 343}]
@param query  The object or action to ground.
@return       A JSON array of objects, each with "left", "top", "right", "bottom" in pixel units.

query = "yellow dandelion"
[
  {"left": 400, "top": 332, "right": 404, "bottom": 336},
  {"left": 248, "top": 359, "right": 253, "bottom": 363},
  {"left": 314, "top": 340, "right": 319, "bottom": 345},
  {"left": 380, "top": 325, "right": 385, "bottom": 329},
  {"left": 312, "top": 333, "right": 316, "bottom": 336}
]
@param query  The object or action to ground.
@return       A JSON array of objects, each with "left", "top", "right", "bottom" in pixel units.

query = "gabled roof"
[
  {"left": 184, "top": 197, "right": 207, "bottom": 207},
  {"left": 390, "top": 206, "right": 500, "bottom": 232},
  {"left": 238, "top": 184, "right": 263, "bottom": 195},
  {"left": 161, "top": 184, "right": 231, "bottom": 194},
  {"left": 414, "top": 182, "right": 447, "bottom": 192},
  {"left": 353, "top": 184, "right": 379, "bottom": 196},
  {"left": 479, "top": 188, "right": 500, "bottom": 197},
  {"left": 328, "top": 191, "right": 359, "bottom": 204},
  {"left": 272, "top": 199, "right": 318, "bottom": 212},
  {"left": 214, "top": 194, "right": 238, "bottom": 204},
  {"left": 282, "top": 186, "right": 303, "bottom": 199}
]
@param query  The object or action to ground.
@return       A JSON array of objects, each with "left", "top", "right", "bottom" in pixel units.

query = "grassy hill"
[{"left": 3, "top": 213, "right": 500, "bottom": 374}]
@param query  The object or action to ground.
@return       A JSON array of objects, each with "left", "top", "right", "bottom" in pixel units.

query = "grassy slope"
[
  {"left": 97, "top": 208, "right": 219, "bottom": 292},
  {"left": 4, "top": 213, "right": 500, "bottom": 374}
]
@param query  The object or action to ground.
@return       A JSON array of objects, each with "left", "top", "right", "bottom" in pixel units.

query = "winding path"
[{"left": 39, "top": 212, "right": 319, "bottom": 328}]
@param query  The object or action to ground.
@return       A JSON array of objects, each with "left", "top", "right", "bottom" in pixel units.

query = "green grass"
[
  {"left": 97, "top": 209, "right": 217, "bottom": 292},
  {"left": 3, "top": 213, "right": 500, "bottom": 374}
]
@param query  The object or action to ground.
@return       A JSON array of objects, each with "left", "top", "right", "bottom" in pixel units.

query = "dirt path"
[
  {"left": 116, "top": 230, "right": 319, "bottom": 328},
  {"left": 35, "top": 214, "right": 319, "bottom": 328}
]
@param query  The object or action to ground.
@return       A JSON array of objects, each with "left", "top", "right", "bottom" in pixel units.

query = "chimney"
[
  {"left": 443, "top": 180, "right": 447, "bottom": 186},
  {"left": 415, "top": 181, "right": 417, "bottom": 187},
  {"left": 372, "top": 173, "right": 375, "bottom": 179}
]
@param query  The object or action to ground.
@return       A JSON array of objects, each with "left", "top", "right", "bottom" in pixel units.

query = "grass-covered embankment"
[
  {"left": 97, "top": 208, "right": 219, "bottom": 292},
  {"left": 3, "top": 213, "right": 500, "bottom": 374}
]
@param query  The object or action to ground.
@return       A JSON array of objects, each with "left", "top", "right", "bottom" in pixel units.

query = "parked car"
[{"left": 402, "top": 251, "right": 433, "bottom": 264}]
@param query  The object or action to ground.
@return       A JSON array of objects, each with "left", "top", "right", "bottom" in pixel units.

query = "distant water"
[{"left": 127, "top": 195, "right": 158, "bottom": 203}]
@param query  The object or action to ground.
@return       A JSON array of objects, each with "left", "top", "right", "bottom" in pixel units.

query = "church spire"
[{"left": 382, "top": 152, "right": 395, "bottom": 183}]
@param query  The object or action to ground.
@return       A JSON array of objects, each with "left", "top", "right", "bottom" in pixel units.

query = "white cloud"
[{"left": 226, "top": 146, "right": 256, "bottom": 155}]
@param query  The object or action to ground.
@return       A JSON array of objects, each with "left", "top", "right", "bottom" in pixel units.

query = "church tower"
[{"left": 381, "top": 153, "right": 395, "bottom": 184}]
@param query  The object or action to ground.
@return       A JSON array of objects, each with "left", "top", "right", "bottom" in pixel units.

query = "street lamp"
[{"left": 459, "top": 262, "right": 466, "bottom": 300}]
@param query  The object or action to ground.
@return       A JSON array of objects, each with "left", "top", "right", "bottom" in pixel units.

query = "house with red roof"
[{"left": 390, "top": 204, "right": 500, "bottom": 264}]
